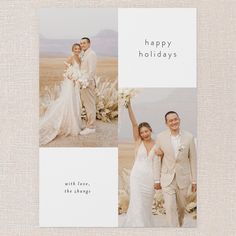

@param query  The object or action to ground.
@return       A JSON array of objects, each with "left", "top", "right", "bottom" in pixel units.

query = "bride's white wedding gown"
[
  {"left": 123, "top": 141, "right": 157, "bottom": 227},
  {"left": 39, "top": 60, "right": 82, "bottom": 145}
]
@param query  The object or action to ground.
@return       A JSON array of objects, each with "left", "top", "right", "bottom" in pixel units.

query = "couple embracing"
[
  {"left": 123, "top": 101, "right": 197, "bottom": 227},
  {"left": 40, "top": 37, "right": 97, "bottom": 145}
]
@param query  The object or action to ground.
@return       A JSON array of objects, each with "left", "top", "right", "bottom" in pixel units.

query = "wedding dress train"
[{"left": 39, "top": 61, "right": 82, "bottom": 145}]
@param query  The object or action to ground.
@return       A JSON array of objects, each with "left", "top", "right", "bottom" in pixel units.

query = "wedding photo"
[
  {"left": 39, "top": 8, "right": 118, "bottom": 147},
  {"left": 118, "top": 88, "right": 197, "bottom": 227}
]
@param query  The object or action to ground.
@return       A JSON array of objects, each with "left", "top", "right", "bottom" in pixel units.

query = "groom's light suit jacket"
[
  {"left": 80, "top": 48, "right": 97, "bottom": 81},
  {"left": 155, "top": 130, "right": 197, "bottom": 189},
  {"left": 79, "top": 48, "right": 97, "bottom": 129}
]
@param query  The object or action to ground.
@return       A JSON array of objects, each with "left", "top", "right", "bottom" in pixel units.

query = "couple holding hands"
[{"left": 123, "top": 101, "right": 197, "bottom": 227}]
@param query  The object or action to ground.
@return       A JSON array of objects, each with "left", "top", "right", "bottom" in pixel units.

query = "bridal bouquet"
[
  {"left": 118, "top": 88, "right": 140, "bottom": 108},
  {"left": 63, "top": 62, "right": 81, "bottom": 81},
  {"left": 77, "top": 72, "right": 90, "bottom": 89},
  {"left": 63, "top": 62, "right": 89, "bottom": 89}
]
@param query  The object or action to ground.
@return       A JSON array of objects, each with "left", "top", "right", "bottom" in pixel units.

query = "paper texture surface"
[{"left": 0, "top": 0, "right": 235, "bottom": 235}]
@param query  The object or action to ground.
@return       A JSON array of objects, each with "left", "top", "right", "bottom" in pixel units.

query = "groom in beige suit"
[
  {"left": 154, "top": 111, "right": 197, "bottom": 227},
  {"left": 79, "top": 37, "right": 97, "bottom": 135}
]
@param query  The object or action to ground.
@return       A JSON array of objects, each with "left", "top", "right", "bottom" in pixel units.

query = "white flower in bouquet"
[
  {"left": 119, "top": 88, "right": 140, "bottom": 108},
  {"left": 63, "top": 62, "right": 81, "bottom": 81},
  {"left": 78, "top": 72, "right": 90, "bottom": 89},
  {"left": 178, "top": 144, "right": 185, "bottom": 152}
]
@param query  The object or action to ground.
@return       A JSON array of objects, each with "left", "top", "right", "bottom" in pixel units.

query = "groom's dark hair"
[
  {"left": 165, "top": 111, "right": 179, "bottom": 122},
  {"left": 81, "top": 37, "right": 91, "bottom": 43}
]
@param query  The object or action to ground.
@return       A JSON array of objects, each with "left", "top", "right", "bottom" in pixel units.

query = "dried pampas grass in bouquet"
[{"left": 118, "top": 88, "right": 141, "bottom": 108}]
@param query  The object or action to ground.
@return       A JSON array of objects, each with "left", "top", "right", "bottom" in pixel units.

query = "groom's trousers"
[
  {"left": 162, "top": 176, "right": 188, "bottom": 227},
  {"left": 80, "top": 80, "right": 96, "bottom": 129}
]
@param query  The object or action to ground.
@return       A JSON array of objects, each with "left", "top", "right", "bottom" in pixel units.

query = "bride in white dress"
[
  {"left": 39, "top": 43, "right": 83, "bottom": 146},
  {"left": 122, "top": 101, "right": 163, "bottom": 227}
]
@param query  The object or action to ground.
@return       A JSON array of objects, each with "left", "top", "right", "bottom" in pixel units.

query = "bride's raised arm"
[{"left": 127, "top": 101, "right": 140, "bottom": 142}]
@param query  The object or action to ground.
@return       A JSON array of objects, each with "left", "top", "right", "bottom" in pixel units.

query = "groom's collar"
[
  {"left": 168, "top": 129, "right": 182, "bottom": 136},
  {"left": 83, "top": 47, "right": 92, "bottom": 56}
]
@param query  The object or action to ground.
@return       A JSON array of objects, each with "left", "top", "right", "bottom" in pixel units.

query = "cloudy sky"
[
  {"left": 40, "top": 8, "right": 117, "bottom": 39},
  {"left": 119, "top": 88, "right": 197, "bottom": 141}
]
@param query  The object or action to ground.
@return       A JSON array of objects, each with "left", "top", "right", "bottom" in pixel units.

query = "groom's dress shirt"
[
  {"left": 80, "top": 48, "right": 97, "bottom": 80},
  {"left": 154, "top": 129, "right": 197, "bottom": 186},
  {"left": 171, "top": 133, "right": 181, "bottom": 159}
]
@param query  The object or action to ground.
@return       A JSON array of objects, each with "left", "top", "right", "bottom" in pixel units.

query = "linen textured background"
[{"left": 0, "top": 0, "right": 236, "bottom": 235}]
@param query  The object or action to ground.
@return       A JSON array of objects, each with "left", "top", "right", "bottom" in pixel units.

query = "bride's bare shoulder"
[{"left": 65, "top": 55, "right": 73, "bottom": 64}]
